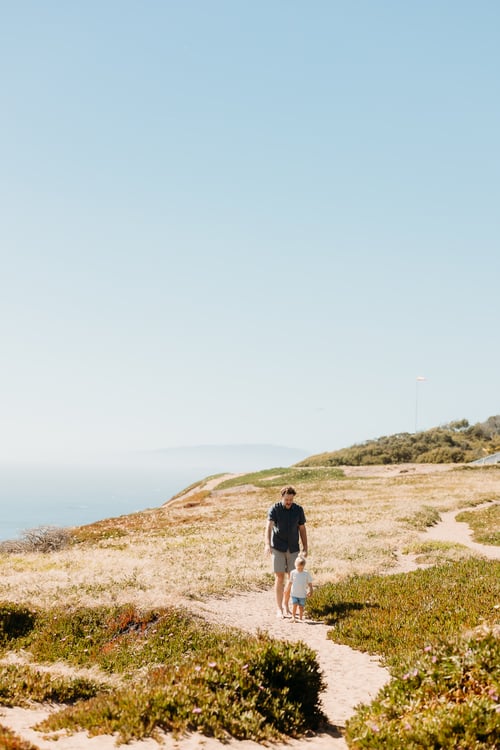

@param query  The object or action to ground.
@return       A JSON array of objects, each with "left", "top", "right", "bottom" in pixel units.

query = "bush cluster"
[
  {"left": 39, "top": 638, "right": 325, "bottom": 743},
  {"left": 0, "top": 602, "right": 325, "bottom": 744},
  {"left": 0, "top": 663, "right": 105, "bottom": 707},
  {"left": 345, "top": 624, "right": 500, "bottom": 749},
  {"left": 297, "top": 416, "right": 500, "bottom": 466},
  {"left": 0, "top": 526, "right": 71, "bottom": 553},
  {"left": 0, "top": 604, "right": 35, "bottom": 649},
  {"left": 307, "top": 559, "right": 499, "bottom": 748},
  {"left": 307, "top": 559, "right": 500, "bottom": 667}
]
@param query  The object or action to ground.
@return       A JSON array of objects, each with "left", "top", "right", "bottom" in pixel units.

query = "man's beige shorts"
[{"left": 271, "top": 549, "right": 299, "bottom": 574}]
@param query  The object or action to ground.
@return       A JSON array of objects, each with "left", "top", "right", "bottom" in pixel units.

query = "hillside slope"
[{"left": 297, "top": 415, "right": 500, "bottom": 466}]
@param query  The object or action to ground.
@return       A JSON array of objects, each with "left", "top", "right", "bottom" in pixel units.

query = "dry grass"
[{"left": 0, "top": 464, "right": 498, "bottom": 611}]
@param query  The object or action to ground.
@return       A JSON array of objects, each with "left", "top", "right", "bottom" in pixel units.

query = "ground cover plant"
[
  {"left": 215, "top": 465, "right": 346, "bottom": 490},
  {"left": 402, "top": 539, "right": 477, "bottom": 566},
  {"left": 0, "top": 601, "right": 325, "bottom": 744},
  {"left": 37, "top": 636, "right": 325, "bottom": 744},
  {"left": 0, "top": 603, "right": 35, "bottom": 650},
  {"left": 306, "top": 558, "right": 500, "bottom": 667},
  {"left": 456, "top": 503, "right": 500, "bottom": 546},
  {"left": 307, "top": 559, "right": 500, "bottom": 748},
  {"left": 0, "top": 724, "right": 39, "bottom": 750},
  {"left": 345, "top": 623, "right": 500, "bottom": 749},
  {"left": 0, "top": 663, "right": 105, "bottom": 706}
]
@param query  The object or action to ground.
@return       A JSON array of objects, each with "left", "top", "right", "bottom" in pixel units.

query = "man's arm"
[
  {"left": 299, "top": 524, "right": 308, "bottom": 556},
  {"left": 264, "top": 519, "right": 273, "bottom": 554}
]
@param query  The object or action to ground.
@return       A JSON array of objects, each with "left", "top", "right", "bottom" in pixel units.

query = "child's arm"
[{"left": 306, "top": 573, "right": 313, "bottom": 596}]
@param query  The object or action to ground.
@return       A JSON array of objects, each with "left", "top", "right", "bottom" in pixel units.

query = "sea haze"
[
  {"left": 0, "top": 464, "right": 201, "bottom": 542},
  {"left": 0, "top": 444, "right": 309, "bottom": 541}
]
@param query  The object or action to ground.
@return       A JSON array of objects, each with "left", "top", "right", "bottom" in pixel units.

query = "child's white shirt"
[{"left": 290, "top": 569, "right": 313, "bottom": 598}]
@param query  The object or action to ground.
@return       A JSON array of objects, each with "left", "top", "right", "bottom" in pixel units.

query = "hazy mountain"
[{"left": 134, "top": 444, "right": 309, "bottom": 473}]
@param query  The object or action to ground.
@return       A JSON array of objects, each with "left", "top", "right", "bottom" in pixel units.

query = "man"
[{"left": 264, "top": 485, "right": 308, "bottom": 618}]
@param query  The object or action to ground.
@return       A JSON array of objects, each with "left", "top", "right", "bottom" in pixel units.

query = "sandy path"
[
  {"left": 185, "top": 498, "right": 500, "bottom": 746},
  {"left": 425, "top": 501, "right": 500, "bottom": 559},
  {"left": 1, "top": 496, "right": 499, "bottom": 750},
  {"left": 188, "top": 590, "right": 389, "bottom": 747}
]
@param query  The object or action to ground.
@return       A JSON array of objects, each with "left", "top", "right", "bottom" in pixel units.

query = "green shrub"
[
  {"left": 246, "top": 638, "right": 325, "bottom": 730},
  {"left": 416, "top": 446, "right": 466, "bottom": 463},
  {"left": 5, "top": 603, "right": 325, "bottom": 743},
  {"left": 0, "top": 724, "right": 39, "bottom": 750},
  {"left": 307, "top": 559, "right": 500, "bottom": 667},
  {"left": 36, "top": 631, "right": 325, "bottom": 743},
  {"left": 297, "top": 416, "right": 500, "bottom": 466},
  {"left": 345, "top": 624, "right": 500, "bottom": 749},
  {"left": 28, "top": 605, "right": 248, "bottom": 673},
  {"left": 0, "top": 604, "right": 35, "bottom": 651},
  {"left": 0, "top": 664, "right": 106, "bottom": 706}
]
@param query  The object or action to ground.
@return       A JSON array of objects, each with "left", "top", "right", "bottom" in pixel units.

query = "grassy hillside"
[
  {"left": 0, "top": 463, "right": 499, "bottom": 748},
  {"left": 1, "top": 463, "right": 499, "bottom": 605},
  {"left": 297, "top": 415, "right": 500, "bottom": 466}
]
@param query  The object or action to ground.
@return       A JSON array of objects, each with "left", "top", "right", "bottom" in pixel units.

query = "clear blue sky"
[{"left": 1, "top": 1, "right": 499, "bottom": 462}]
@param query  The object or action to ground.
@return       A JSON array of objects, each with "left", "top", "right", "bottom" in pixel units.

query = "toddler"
[{"left": 285, "top": 556, "right": 313, "bottom": 622}]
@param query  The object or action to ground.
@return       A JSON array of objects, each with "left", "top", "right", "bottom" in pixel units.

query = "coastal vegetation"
[
  {"left": 306, "top": 558, "right": 500, "bottom": 748},
  {"left": 346, "top": 621, "right": 500, "bottom": 749},
  {"left": 297, "top": 415, "right": 500, "bottom": 466},
  {"left": 456, "top": 503, "right": 500, "bottom": 546},
  {"left": 0, "top": 725, "right": 38, "bottom": 750},
  {"left": 0, "top": 602, "right": 324, "bottom": 744},
  {"left": 0, "top": 453, "right": 499, "bottom": 747},
  {"left": 307, "top": 558, "right": 499, "bottom": 667},
  {"left": 0, "top": 526, "right": 71, "bottom": 554}
]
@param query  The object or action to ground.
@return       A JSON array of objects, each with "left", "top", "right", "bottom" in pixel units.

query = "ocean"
[
  {"left": 0, "top": 464, "right": 206, "bottom": 542},
  {"left": 0, "top": 445, "right": 308, "bottom": 542}
]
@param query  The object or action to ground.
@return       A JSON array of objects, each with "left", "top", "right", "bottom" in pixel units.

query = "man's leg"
[
  {"left": 282, "top": 578, "right": 292, "bottom": 615},
  {"left": 282, "top": 551, "right": 298, "bottom": 615},
  {"left": 274, "top": 572, "right": 285, "bottom": 616}
]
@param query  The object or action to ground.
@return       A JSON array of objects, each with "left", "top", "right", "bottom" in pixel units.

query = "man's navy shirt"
[{"left": 267, "top": 502, "right": 306, "bottom": 553}]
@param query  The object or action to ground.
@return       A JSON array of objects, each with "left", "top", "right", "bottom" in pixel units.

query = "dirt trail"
[
  {"left": 189, "top": 590, "right": 389, "bottom": 746},
  {"left": 425, "top": 501, "right": 500, "bottom": 559},
  {"left": 188, "top": 499, "right": 500, "bottom": 744}
]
